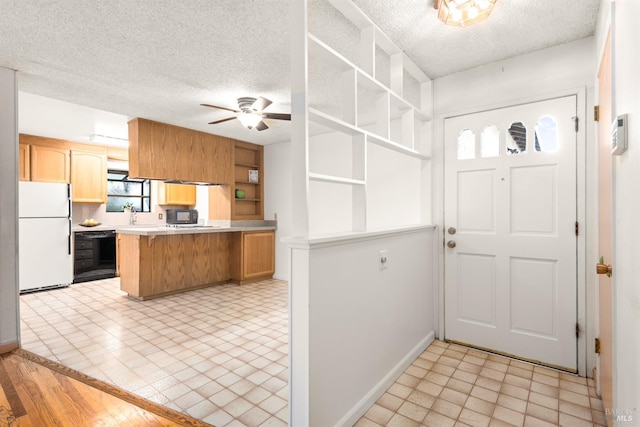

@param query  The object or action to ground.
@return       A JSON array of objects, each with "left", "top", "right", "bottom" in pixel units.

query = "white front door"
[{"left": 444, "top": 96, "right": 578, "bottom": 371}]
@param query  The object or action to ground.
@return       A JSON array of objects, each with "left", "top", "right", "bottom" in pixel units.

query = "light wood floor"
[{"left": 0, "top": 349, "right": 212, "bottom": 427}]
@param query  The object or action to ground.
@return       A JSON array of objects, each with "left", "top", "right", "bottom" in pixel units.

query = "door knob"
[
  {"left": 596, "top": 256, "right": 612, "bottom": 277},
  {"left": 447, "top": 240, "right": 456, "bottom": 248}
]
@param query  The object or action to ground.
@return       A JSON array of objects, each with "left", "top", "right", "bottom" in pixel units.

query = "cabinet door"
[
  {"left": 158, "top": 182, "right": 196, "bottom": 206},
  {"left": 242, "top": 231, "right": 275, "bottom": 279},
  {"left": 19, "top": 144, "right": 30, "bottom": 181},
  {"left": 30, "top": 145, "right": 70, "bottom": 183},
  {"left": 71, "top": 151, "right": 107, "bottom": 203}
]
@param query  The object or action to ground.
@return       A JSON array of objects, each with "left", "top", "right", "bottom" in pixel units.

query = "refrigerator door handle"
[{"left": 68, "top": 218, "right": 72, "bottom": 255}]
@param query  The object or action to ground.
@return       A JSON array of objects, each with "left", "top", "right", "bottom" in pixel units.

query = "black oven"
[{"left": 73, "top": 230, "right": 117, "bottom": 283}]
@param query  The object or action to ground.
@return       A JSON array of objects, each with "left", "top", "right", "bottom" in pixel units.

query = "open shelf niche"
[{"left": 301, "top": 0, "right": 433, "bottom": 237}]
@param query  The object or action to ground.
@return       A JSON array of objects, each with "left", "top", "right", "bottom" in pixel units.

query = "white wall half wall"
[
  {"left": 0, "top": 67, "right": 19, "bottom": 352},
  {"left": 289, "top": 226, "right": 436, "bottom": 426},
  {"left": 264, "top": 140, "right": 292, "bottom": 281}
]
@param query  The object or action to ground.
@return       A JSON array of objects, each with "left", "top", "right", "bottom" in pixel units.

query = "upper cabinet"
[
  {"left": 19, "top": 135, "right": 117, "bottom": 202},
  {"left": 19, "top": 144, "right": 30, "bottom": 181},
  {"left": 157, "top": 182, "right": 196, "bottom": 206},
  {"left": 71, "top": 150, "right": 107, "bottom": 203},
  {"left": 30, "top": 145, "right": 70, "bottom": 183},
  {"left": 128, "top": 118, "right": 232, "bottom": 184}
]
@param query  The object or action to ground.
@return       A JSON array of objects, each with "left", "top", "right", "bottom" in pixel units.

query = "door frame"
[{"left": 433, "top": 87, "right": 590, "bottom": 375}]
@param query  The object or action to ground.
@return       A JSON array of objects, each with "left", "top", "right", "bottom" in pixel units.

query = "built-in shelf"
[
  {"left": 235, "top": 180, "right": 260, "bottom": 185},
  {"left": 235, "top": 198, "right": 261, "bottom": 202},
  {"left": 308, "top": 173, "right": 366, "bottom": 186},
  {"left": 309, "top": 108, "right": 429, "bottom": 160},
  {"left": 235, "top": 162, "right": 260, "bottom": 168},
  {"left": 302, "top": 1, "right": 433, "bottom": 236}
]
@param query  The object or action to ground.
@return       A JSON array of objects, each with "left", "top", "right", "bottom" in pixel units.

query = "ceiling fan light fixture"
[
  {"left": 435, "top": 0, "right": 497, "bottom": 27},
  {"left": 237, "top": 112, "right": 262, "bottom": 129}
]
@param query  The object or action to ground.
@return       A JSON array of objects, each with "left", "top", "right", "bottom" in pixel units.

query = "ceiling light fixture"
[
  {"left": 237, "top": 112, "right": 262, "bottom": 129},
  {"left": 435, "top": 0, "right": 497, "bottom": 27}
]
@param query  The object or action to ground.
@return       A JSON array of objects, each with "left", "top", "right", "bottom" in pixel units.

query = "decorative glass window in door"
[
  {"left": 481, "top": 125, "right": 500, "bottom": 158},
  {"left": 535, "top": 116, "right": 558, "bottom": 152},
  {"left": 457, "top": 129, "right": 475, "bottom": 160},
  {"left": 506, "top": 121, "right": 527, "bottom": 155}
]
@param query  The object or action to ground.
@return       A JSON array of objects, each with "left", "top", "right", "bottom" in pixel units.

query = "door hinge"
[
  {"left": 572, "top": 116, "right": 579, "bottom": 132},
  {"left": 595, "top": 337, "right": 601, "bottom": 354},
  {"left": 576, "top": 322, "right": 581, "bottom": 338},
  {"left": 594, "top": 105, "right": 600, "bottom": 121},
  {"left": 575, "top": 221, "right": 579, "bottom": 236}
]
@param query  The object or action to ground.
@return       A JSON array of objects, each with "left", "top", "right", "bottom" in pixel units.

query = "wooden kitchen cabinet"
[
  {"left": 30, "top": 145, "right": 70, "bottom": 183},
  {"left": 119, "top": 232, "right": 232, "bottom": 300},
  {"left": 157, "top": 182, "right": 196, "bottom": 206},
  {"left": 128, "top": 118, "right": 233, "bottom": 184},
  {"left": 71, "top": 150, "right": 107, "bottom": 203},
  {"left": 19, "top": 144, "right": 30, "bottom": 181},
  {"left": 231, "top": 231, "right": 275, "bottom": 285}
]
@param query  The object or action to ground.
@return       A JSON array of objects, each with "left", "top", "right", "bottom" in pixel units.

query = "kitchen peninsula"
[{"left": 117, "top": 224, "right": 275, "bottom": 300}]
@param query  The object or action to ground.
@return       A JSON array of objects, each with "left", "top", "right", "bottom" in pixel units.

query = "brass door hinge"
[
  {"left": 576, "top": 322, "right": 581, "bottom": 338},
  {"left": 594, "top": 105, "right": 600, "bottom": 121},
  {"left": 575, "top": 221, "right": 579, "bottom": 236},
  {"left": 595, "top": 337, "right": 601, "bottom": 354}
]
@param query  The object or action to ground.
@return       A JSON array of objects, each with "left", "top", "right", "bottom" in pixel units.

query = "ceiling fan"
[{"left": 201, "top": 96, "right": 291, "bottom": 131}]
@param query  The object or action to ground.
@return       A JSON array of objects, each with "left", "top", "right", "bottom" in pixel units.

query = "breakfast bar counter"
[{"left": 116, "top": 224, "right": 276, "bottom": 300}]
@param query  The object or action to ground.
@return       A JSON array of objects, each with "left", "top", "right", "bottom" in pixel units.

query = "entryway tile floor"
[
  {"left": 20, "top": 277, "right": 288, "bottom": 427},
  {"left": 356, "top": 340, "right": 606, "bottom": 427}
]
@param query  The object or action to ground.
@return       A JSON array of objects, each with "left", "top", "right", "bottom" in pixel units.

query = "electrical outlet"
[
  {"left": 158, "top": 213, "right": 163, "bottom": 220},
  {"left": 379, "top": 250, "right": 389, "bottom": 270}
]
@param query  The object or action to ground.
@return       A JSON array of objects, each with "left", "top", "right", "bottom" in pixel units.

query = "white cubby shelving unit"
[{"left": 295, "top": 0, "right": 433, "bottom": 237}]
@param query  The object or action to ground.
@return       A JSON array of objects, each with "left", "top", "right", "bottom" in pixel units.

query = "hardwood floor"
[{"left": 0, "top": 350, "right": 211, "bottom": 427}]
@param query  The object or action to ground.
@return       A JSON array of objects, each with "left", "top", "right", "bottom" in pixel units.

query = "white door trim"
[{"left": 433, "top": 86, "right": 589, "bottom": 376}]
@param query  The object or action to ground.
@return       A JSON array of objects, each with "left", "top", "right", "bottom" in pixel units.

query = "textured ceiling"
[
  {"left": 0, "top": 1, "right": 601, "bottom": 145},
  {"left": 352, "top": 0, "right": 602, "bottom": 79}
]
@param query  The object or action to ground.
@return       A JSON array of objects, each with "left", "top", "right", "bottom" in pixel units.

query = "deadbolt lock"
[{"left": 448, "top": 227, "right": 456, "bottom": 235}]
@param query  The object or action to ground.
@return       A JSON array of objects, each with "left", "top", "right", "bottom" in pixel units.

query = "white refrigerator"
[{"left": 19, "top": 182, "right": 73, "bottom": 293}]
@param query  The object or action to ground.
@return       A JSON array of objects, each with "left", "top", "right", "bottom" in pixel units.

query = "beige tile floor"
[
  {"left": 21, "top": 279, "right": 607, "bottom": 427},
  {"left": 20, "top": 277, "right": 289, "bottom": 427},
  {"left": 356, "top": 340, "right": 606, "bottom": 427}
]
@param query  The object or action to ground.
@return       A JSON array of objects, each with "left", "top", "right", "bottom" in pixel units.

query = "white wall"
[
  {"left": 289, "top": 227, "right": 436, "bottom": 426},
  {"left": 597, "top": 0, "right": 640, "bottom": 419},
  {"left": 0, "top": 67, "right": 19, "bottom": 351},
  {"left": 432, "top": 37, "right": 597, "bottom": 374},
  {"left": 264, "top": 141, "right": 292, "bottom": 281}
]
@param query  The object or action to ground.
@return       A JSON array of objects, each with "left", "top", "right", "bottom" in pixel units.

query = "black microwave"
[{"left": 166, "top": 209, "right": 198, "bottom": 224}]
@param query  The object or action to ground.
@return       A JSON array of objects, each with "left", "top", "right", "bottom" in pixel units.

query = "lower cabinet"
[
  {"left": 231, "top": 231, "right": 275, "bottom": 285},
  {"left": 118, "top": 230, "right": 275, "bottom": 299}
]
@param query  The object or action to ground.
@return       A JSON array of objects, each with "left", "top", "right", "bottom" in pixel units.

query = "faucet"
[{"left": 130, "top": 206, "right": 137, "bottom": 225}]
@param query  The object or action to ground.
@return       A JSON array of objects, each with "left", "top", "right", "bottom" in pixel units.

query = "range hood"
[{"left": 163, "top": 179, "right": 224, "bottom": 186}]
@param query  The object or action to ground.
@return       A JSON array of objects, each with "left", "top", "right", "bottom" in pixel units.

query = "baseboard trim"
[
  {"left": 0, "top": 341, "right": 18, "bottom": 355},
  {"left": 336, "top": 331, "right": 435, "bottom": 427}
]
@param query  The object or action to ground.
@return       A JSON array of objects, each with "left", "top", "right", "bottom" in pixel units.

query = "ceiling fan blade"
[
  {"left": 252, "top": 97, "right": 272, "bottom": 111},
  {"left": 208, "top": 116, "right": 237, "bottom": 125},
  {"left": 201, "top": 103, "right": 240, "bottom": 113},
  {"left": 255, "top": 121, "right": 269, "bottom": 131},
  {"left": 262, "top": 112, "right": 291, "bottom": 121}
]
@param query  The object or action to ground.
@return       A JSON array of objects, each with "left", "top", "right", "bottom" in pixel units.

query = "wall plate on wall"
[{"left": 611, "top": 113, "right": 628, "bottom": 155}]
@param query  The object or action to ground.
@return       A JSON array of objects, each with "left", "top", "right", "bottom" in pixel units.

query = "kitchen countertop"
[
  {"left": 72, "top": 220, "right": 276, "bottom": 234},
  {"left": 115, "top": 225, "right": 276, "bottom": 236}
]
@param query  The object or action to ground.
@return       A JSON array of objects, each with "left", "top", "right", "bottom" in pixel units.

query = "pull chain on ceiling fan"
[{"left": 201, "top": 96, "right": 291, "bottom": 131}]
